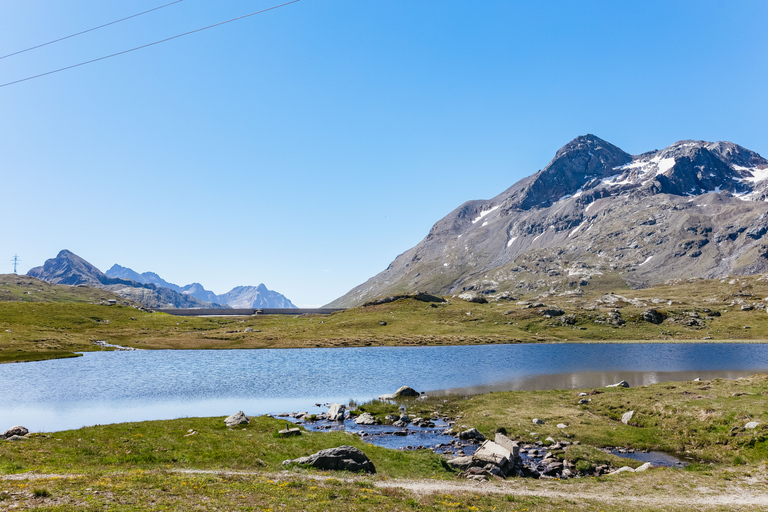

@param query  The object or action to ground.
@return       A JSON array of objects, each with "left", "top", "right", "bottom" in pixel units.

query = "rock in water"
[
  {"left": 282, "top": 445, "right": 376, "bottom": 473},
  {"left": 354, "top": 413, "right": 378, "bottom": 425},
  {"left": 225, "top": 411, "right": 250, "bottom": 428},
  {"left": 327, "top": 403, "right": 346, "bottom": 421}
]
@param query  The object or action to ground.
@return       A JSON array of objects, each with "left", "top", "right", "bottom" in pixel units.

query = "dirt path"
[
  {"left": 172, "top": 468, "right": 768, "bottom": 508},
  {"left": 5, "top": 469, "right": 768, "bottom": 509}
]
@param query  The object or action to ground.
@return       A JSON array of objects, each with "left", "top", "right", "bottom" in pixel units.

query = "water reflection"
[{"left": 432, "top": 369, "right": 760, "bottom": 395}]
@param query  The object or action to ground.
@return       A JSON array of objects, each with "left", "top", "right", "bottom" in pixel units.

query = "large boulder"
[
  {"left": 282, "top": 445, "right": 376, "bottom": 473},
  {"left": 642, "top": 308, "right": 665, "bottom": 324},
  {"left": 224, "top": 411, "right": 250, "bottom": 428},
  {"left": 458, "top": 292, "right": 488, "bottom": 304},
  {"left": 327, "top": 403, "right": 346, "bottom": 421},
  {"left": 1, "top": 425, "right": 28, "bottom": 439},
  {"left": 379, "top": 385, "right": 420, "bottom": 400},
  {"left": 394, "top": 386, "right": 420, "bottom": 397},
  {"left": 473, "top": 440, "right": 512, "bottom": 468},
  {"left": 494, "top": 433, "right": 520, "bottom": 457}
]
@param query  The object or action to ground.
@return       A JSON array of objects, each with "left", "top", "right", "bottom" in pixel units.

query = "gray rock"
[
  {"left": 607, "top": 380, "right": 630, "bottom": 388},
  {"left": 621, "top": 411, "right": 635, "bottom": 425},
  {"left": 458, "top": 292, "right": 488, "bottom": 304},
  {"left": 327, "top": 403, "right": 346, "bottom": 422},
  {"left": 2, "top": 425, "right": 28, "bottom": 438},
  {"left": 282, "top": 445, "right": 376, "bottom": 473},
  {"left": 354, "top": 413, "right": 378, "bottom": 425},
  {"left": 446, "top": 455, "right": 474, "bottom": 470},
  {"left": 745, "top": 421, "right": 761, "bottom": 429},
  {"left": 473, "top": 440, "right": 513, "bottom": 468},
  {"left": 5, "top": 435, "right": 27, "bottom": 442},
  {"left": 393, "top": 386, "right": 420, "bottom": 398},
  {"left": 493, "top": 433, "right": 520, "bottom": 457},
  {"left": 642, "top": 308, "right": 665, "bottom": 324},
  {"left": 532, "top": 418, "right": 545, "bottom": 425},
  {"left": 458, "top": 428, "right": 485, "bottom": 441},
  {"left": 225, "top": 411, "right": 250, "bottom": 428}
]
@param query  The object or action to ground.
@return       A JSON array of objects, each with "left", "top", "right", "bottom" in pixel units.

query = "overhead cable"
[
  {"left": 0, "top": 0, "right": 301, "bottom": 89},
  {"left": 0, "top": 0, "right": 186, "bottom": 60}
]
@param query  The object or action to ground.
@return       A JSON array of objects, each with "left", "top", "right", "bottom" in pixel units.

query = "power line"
[
  {"left": 0, "top": 0, "right": 186, "bottom": 61},
  {"left": 0, "top": 0, "right": 301, "bottom": 89}
]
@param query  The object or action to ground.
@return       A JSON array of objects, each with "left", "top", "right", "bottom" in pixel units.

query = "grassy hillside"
[
  {"left": 0, "top": 274, "right": 134, "bottom": 305},
  {"left": 3, "top": 273, "right": 768, "bottom": 363}
]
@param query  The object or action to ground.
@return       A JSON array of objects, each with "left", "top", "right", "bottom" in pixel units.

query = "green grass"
[
  {"left": 3, "top": 379, "right": 768, "bottom": 510},
  {"left": 5, "top": 273, "right": 768, "bottom": 363}
]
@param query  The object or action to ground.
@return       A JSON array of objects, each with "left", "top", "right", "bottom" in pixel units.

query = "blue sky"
[{"left": 2, "top": 0, "right": 767, "bottom": 307}]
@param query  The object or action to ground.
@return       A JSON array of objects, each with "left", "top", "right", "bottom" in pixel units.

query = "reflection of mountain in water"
[{"left": 430, "top": 368, "right": 766, "bottom": 396}]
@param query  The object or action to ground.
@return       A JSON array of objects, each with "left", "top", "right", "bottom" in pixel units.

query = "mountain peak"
[
  {"left": 328, "top": 135, "right": 768, "bottom": 307},
  {"left": 555, "top": 134, "right": 612, "bottom": 156},
  {"left": 506, "top": 134, "right": 632, "bottom": 210}
]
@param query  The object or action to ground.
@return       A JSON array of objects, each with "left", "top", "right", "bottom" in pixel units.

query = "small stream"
[{"left": 283, "top": 408, "right": 687, "bottom": 471}]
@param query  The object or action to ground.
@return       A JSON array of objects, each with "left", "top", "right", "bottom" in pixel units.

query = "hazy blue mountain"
[{"left": 105, "top": 265, "right": 296, "bottom": 308}]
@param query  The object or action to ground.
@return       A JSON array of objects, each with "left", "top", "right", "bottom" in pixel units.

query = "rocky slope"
[
  {"left": 28, "top": 251, "right": 219, "bottom": 309},
  {"left": 328, "top": 135, "right": 768, "bottom": 307},
  {"left": 105, "top": 264, "right": 296, "bottom": 309}
]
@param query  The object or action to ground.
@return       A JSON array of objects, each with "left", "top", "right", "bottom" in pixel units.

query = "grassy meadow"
[
  {"left": 2, "top": 377, "right": 768, "bottom": 510},
  {"left": 3, "top": 274, "right": 768, "bottom": 509},
  {"left": 3, "top": 273, "right": 768, "bottom": 364}
]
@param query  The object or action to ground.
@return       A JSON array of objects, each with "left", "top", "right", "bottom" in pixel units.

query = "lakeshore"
[{"left": 2, "top": 374, "right": 768, "bottom": 511}]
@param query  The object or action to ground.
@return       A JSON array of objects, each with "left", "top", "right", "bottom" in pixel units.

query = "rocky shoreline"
[{"left": 273, "top": 399, "right": 673, "bottom": 481}]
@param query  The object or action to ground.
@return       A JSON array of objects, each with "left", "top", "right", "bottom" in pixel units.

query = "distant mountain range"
[
  {"left": 105, "top": 264, "right": 296, "bottom": 309},
  {"left": 27, "top": 250, "right": 296, "bottom": 309},
  {"left": 328, "top": 135, "right": 768, "bottom": 307}
]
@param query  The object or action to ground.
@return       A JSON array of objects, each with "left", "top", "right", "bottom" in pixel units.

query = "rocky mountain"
[
  {"left": 105, "top": 264, "right": 296, "bottom": 309},
  {"left": 105, "top": 264, "right": 181, "bottom": 292},
  {"left": 218, "top": 284, "right": 297, "bottom": 309},
  {"left": 328, "top": 135, "right": 768, "bottom": 307},
  {"left": 28, "top": 250, "right": 219, "bottom": 309},
  {"left": 106, "top": 264, "right": 220, "bottom": 303}
]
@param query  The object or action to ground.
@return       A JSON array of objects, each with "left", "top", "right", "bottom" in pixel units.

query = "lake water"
[{"left": 2, "top": 343, "right": 768, "bottom": 433}]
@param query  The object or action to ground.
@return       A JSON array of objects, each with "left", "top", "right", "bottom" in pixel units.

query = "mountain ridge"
[
  {"left": 27, "top": 250, "right": 218, "bottom": 309},
  {"left": 105, "top": 264, "right": 296, "bottom": 309},
  {"left": 327, "top": 135, "right": 768, "bottom": 307}
]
